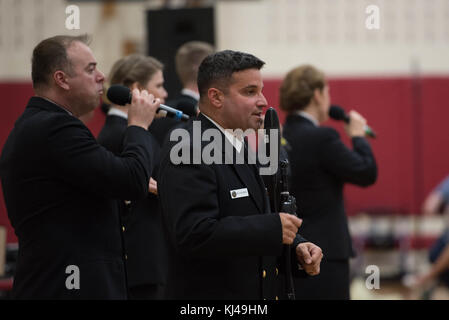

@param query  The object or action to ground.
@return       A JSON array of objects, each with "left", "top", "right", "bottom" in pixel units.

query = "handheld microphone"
[
  {"left": 107, "top": 84, "right": 190, "bottom": 121},
  {"left": 329, "top": 105, "right": 376, "bottom": 138}
]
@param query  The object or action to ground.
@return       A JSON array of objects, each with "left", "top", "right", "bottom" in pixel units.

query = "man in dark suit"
[
  {"left": 158, "top": 50, "right": 323, "bottom": 300},
  {"left": 280, "top": 64, "right": 377, "bottom": 299},
  {"left": 0, "top": 35, "right": 160, "bottom": 299}
]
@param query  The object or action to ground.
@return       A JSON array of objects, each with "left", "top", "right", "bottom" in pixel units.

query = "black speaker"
[{"left": 146, "top": 7, "right": 215, "bottom": 100}]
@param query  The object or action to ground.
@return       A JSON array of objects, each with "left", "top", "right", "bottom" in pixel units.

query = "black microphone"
[
  {"left": 262, "top": 107, "right": 281, "bottom": 211},
  {"left": 107, "top": 84, "right": 190, "bottom": 121},
  {"left": 263, "top": 107, "right": 281, "bottom": 152},
  {"left": 329, "top": 105, "right": 376, "bottom": 138}
]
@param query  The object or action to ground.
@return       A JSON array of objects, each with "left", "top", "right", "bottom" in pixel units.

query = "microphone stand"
[
  {"left": 261, "top": 107, "right": 297, "bottom": 300},
  {"left": 279, "top": 159, "right": 297, "bottom": 300}
]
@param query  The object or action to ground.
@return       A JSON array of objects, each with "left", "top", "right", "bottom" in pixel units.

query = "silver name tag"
[{"left": 230, "top": 188, "right": 249, "bottom": 199}]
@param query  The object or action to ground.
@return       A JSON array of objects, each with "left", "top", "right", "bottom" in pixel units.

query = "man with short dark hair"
[
  {"left": 0, "top": 35, "right": 160, "bottom": 299},
  {"left": 158, "top": 50, "right": 323, "bottom": 299}
]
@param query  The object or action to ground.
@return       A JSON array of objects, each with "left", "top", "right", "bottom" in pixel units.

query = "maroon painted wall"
[
  {"left": 1, "top": 76, "right": 448, "bottom": 243},
  {"left": 264, "top": 76, "right": 449, "bottom": 218}
]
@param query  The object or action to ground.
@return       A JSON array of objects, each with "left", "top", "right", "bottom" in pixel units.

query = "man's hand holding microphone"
[
  {"left": 345, "top": 110, "right": 368, "bottom": 138},
  {"left": 127, "top": 89, "right": 160, "bottom": 130},
  {"left": 126, "top": 88, "right": 162, "bottom": 195}
]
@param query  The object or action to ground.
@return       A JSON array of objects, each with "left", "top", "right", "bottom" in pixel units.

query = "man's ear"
[
  {"left": 54, "top": 71, "right": 69, "bottom": 90},
  {"left": 312, "top": 88, "right": 322, "bottom": 105},
  {"left": 207, "top": 88, "right": 224, "bottom": 109}
]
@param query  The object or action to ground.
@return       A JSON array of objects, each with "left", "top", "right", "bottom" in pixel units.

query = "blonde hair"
[
  {"left": 108, "top": 54, "right": 163, "bottom": 88},
  {"left": 175, "top": 41, "right": 214, "bottom": 86},
  {"left": 279, "top": 64, "right": 326, "bottom": 113}
]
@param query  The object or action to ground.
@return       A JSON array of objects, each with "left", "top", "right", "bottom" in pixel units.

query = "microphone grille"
[
  {"left": 107, "top": 84, "right": 131, "bottom": 106},
  {"left": 328, "top": 105, "right": 346, "bottom": 120},
  {"left": 264, "top": 107, "right": 280, "bottom": 131}
]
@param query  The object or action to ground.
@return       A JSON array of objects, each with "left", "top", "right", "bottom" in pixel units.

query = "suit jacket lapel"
[
  {"left": 252, "top": 162, "right": 270, "bottom": 214},
  {"left": 248, "top": 146, "right": 270, "bottom": 214},
  {"left": 198, "top": 114, "right": 265, "bottom": 213},
  {"left": 231, "top": 163, "right": 264, "bottom": 213},
  {"left": 228, "top": 140, "right": 266, "bottom": 214}
]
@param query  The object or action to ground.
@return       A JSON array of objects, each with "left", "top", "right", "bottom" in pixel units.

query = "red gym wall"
[{"left": 1, "top": 77, "right": 449, "bottom": 243}]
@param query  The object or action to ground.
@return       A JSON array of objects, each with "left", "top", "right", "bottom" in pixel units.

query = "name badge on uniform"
[{"left": 230, "top": 188, "right": 249, "bottom": 199}]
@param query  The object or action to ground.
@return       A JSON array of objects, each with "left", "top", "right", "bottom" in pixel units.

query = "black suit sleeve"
[
  {"left": 47, "top": 115, "right": 153, "bottom": 200},
  {"left": 159, "top": 161, "right": 283, "bottom": 259},
  {"left": 293, "top": 234, "right": 308, "bottom": 247},
  {"left": 319, "top": 129, "right": 377, "bottom": 186},
  {"left": 277, "top": 235, "right": 309, "bottom": 278}
]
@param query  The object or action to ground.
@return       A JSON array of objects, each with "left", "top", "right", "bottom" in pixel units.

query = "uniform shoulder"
[
  {"left": 17, "top": 107, "right": 82, "bottom": 138},
  {"left": 317, "top": 126, "right": 340, "bottom": 138}
]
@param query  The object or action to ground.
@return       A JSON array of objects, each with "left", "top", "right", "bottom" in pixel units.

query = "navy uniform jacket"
[
  {"left": 166, "top": 92, "right": 198, "bottom": 118},
  {"left": 282, "top": 114, "right": 377, "bottom": 260},
  {"left": 149, "top": 92, "right": 198, "bottom": 148},
  {"left": 158, "top": 113, "right": 306, "bottom": 299},
  {"left": 0, "top": 97, "right": 153, "bottom": 299},
  {"left": 97, "top": 113, "right": 168, "bottom": 289},
  {"left": 97, "top": 114, "right": 128, "bottom": 155}
]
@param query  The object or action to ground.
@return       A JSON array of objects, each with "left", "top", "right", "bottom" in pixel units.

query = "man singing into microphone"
[
  {"left": 281, "top": 64, "right": 377, "bottom": 299},
  {"left": 158, "top": 51, "right": 323, "bottom": 299},
  {"left": 0, "top": 35, "right": 160, "bottom": 299}
]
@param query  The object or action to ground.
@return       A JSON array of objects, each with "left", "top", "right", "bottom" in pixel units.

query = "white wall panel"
[
  {"left": 216, "top": 0, "right": 449, "bottom": 77},
  {"left": 1, "top": 0, "right": 448, "bottom": 80}
]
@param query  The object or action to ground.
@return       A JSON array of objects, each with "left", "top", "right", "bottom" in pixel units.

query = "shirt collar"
[
  {"left": 107, "top": 107, "right": 128, "bottom": 119},
  {"left": 181, "top": 88, "right": 200, "bottom": 101},
  {"left": 39, "top": 96, "right": 73, "bottom": 116},
  {"left": 297, "top": 111, "right": 319, "bottom": 127},
  {"left": 201, "top": 113, "right": 243, "bottom": 153}
]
